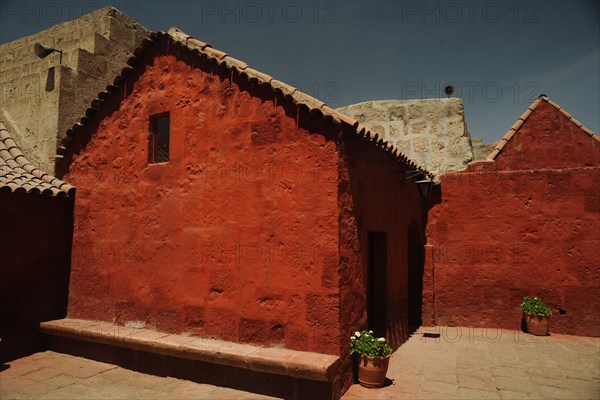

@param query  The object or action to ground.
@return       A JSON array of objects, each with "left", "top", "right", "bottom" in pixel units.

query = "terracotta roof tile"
[
  {"left": 547, "top": 99, "right": 561, "bottom": 109},
  {"left": 502, "top": 129, "right": 517, "bottom": 143},
  {"left": 270, "top": 80, "right": 298, "bottom": 97},
  {"left": 323, "top": 106, "right": 358, "bottom": 128},
  {"left": 243, "top": 67, "right": 273, "bottom": 84},
  {"left": 569, "top": 117, "right": 583, "bottom": 128},
  {"left": 223, "top": 56, "right": 249, "bottom": 71},
  {"left": 580, "top": 126, "right": 595, "bottom": 137},
  {"left": 0, "top": 120, "right": 74, "bottom": 196},
  {"left": 559, "top": 109, "right": 572, "bottom": 120},
  {"left": 510, "top": 120, "right": 524, "bottom": 132},
  {"left": 487, "top": 95, "right": 598, "bottom": 160},
  {"left": 486, "top": 148, "right": 501, "bottom": 160},
  {"left": 58, "top": 28, "right": 427, "bottom": 175},
  {"left": 203, "top": 46, "right": 228, "bottom": 60},
  {"left": 519, "top": 108, "right": 534, "bottom": 120},
  {"left": 169, "top": 27, "right": 191, "bottom": 40}
]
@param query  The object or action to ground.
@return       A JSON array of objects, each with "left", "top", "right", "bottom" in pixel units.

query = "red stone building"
[
  {"left": 424, "top": 96, "right": 600, "bottom": 337},
  {"left": 53, "top": 28, "right": 428, "bottom": 397},
  {"left": 0, "top": 120, "right": 75, "bottom": 361}
]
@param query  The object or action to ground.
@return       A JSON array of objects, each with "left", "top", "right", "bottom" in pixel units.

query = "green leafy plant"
[
  {"left": 350, "top": 330, "right": 393, "bottom": 358},
  {"left": 521, "top": 296, "right": 552, "bottom": 317}
]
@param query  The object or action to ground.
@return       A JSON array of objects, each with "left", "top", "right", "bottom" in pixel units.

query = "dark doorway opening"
[
  {"left": 407, "top": 222, "right": 423, "bottom": 334},
  {"left": 367, "top": 232, "right": 387, "bottom": 338}
]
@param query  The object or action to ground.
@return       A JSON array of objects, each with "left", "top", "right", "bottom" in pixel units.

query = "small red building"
[
  {"left": 425, "top": 96, "right": 600, "bottom": 337},
  {"left": 55, "top": 28, "right": 428, "bottom": 397}
]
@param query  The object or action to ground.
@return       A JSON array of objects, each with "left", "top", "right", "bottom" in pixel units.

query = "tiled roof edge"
[
  {"left": 0, "top": 120, "right": 75, "bottom": 197},
  {"left": 58, "top": 27, "right": 429, "bottom": 176},
  {"left": 487, "top": 95, "right": 599, "bottom": 160}
]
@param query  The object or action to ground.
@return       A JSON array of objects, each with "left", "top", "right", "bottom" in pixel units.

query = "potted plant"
[
  {"left": 350, "top": 330, "right": 393, "bottom": 388},
  {"left": 521, "top": 296, "right": 552, "bottom": 336}
]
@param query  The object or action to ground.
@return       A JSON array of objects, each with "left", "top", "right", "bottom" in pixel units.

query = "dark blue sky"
[{"left": 1, "top": 0, "right": 598, "bottom": 142}]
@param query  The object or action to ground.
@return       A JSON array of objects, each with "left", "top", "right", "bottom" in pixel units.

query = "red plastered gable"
[
  {"left": 63, "top": 46, "right": 341, "bottom": 355},
  {"left": 493, "top": 100, "right": 600, "bottom": 170}
]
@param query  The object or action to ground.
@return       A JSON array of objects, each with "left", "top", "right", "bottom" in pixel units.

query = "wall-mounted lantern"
[
  {"left": 34, "top": 42, "right": 63, "bottom": 64},
  {"left": 415, "top": 179, "right": 434, "bottom": 200},
  {"left": 400, "top": 171, "right": 435, "bottom": 200}
]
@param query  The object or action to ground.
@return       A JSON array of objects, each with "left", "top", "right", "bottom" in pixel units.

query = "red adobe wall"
[
  {"left": 61, "top": 42, "right": 341, "bottom": 355},
  {"left": 426, "top": 101, "right": 600, "bottom": 336},
  {"left": 336, "top": 132, "right": 426, "bottom": 392},
  {"left": 493, "top": 101, "right": 599, "bottom": 170}
]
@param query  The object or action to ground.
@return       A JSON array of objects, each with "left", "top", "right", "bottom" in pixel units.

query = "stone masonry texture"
[
  {"left": 336, "top": 98, "right": 473, "bottom": 178},
  {"left": 0, "top": 7, "right": 149, "bottom": 174},
  {"left": 472, "top": 137, "right": 497, "bottom": 161}
]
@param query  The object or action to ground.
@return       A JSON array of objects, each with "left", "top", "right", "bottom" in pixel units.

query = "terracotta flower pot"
[
  {"left": 358, "top": 355, "right": 390, "bottom": 388},
  {"left": 524, "top": 312, "right": 550, "bottom": 336}
]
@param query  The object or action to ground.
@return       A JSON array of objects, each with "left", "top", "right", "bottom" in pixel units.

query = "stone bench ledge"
[{"left": 40, "top": 318, "right": 339, "bottom": 382}]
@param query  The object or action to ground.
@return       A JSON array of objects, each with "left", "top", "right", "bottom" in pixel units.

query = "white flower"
[
  {"left": 354, "top": 331, "right": 361, "bottom": 337},
  {"left": 351, "top": 336, "right": 355, "bottom": 340},
  {"left": 369, "top": 330, "right": 373, "bottom": 334},
  {"left": 377, "top": 337, "right": 386, "bottom": 342}
]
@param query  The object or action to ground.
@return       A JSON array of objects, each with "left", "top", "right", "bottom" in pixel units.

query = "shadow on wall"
[
  {"left": 0, "top": 192, "right": 74, "bottom": 362},
  {"left": 407, "top": 219, "right": 424, "bottom": 334}
]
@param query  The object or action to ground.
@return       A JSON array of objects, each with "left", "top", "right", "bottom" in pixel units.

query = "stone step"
[{"left": 40, "top": 318, "right": 340, "bottom": 399}]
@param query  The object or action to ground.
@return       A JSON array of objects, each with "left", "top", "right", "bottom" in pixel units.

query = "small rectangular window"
[{"left": 148, "top": 113, "right": 170, "bottom": 164}]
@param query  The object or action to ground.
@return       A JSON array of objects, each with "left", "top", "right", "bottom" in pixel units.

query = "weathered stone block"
[
  {"left": 336, "top": 98, "right": 473, "bottom": 177},
  {"left": 410, "top": 121, "right": 428, "bottom": 135},
  {"left": 389, "top": 106, "right": 406, "bottom": 121},
  {"left": 0, "top": 7, "right": 149, "bottom": 174}
]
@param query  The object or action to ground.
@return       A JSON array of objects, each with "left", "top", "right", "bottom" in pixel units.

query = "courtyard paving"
[{"left": 1, "top": 327, "right": 598, "bottom": 400}]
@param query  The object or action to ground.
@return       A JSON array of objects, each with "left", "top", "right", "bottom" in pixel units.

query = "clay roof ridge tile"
[
  {"left": 527, "top": 98, "right": 541, "bottom": 111},
  {"left": 569, "top": 117, "right": 583, "bottom": 128},
  {"left": 486, "top": 149, "right": 501, "bottom": 160},
  {"left": 168, "top": 26, "right": 192, "bottom": 40},
  {"left": 270, "top": 80, "right": 297, "bottom": 97},
  {"left": 558, "top": 109, "right": 572, "bottom": 120},
  {"left": 511, "top": 119, "right": 524, "bottom": 132},
  {"left": 580, "top": 126, "right": 594, "bottom": 137},
  {"left": 224, "top": 56, "right": 249, "bottom": 71},
  {"left": 244, "top": 67, "right": 273, "bottom": 84},
  {"left": 502, "top": 129, "right": 517, "bottom": 142},
  {"left": 546, "top": 99, "right": 561, "bottom": 110},
  {"left": 301, "top": 96, "right": 326, "bottom": 112},
  {"left": 519, "top": 109, "right": 533, "bottom": 121},
  {"left": 203, "top": 46, "right": 228, "bottom": 60}
]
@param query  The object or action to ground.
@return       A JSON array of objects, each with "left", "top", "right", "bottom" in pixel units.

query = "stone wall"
[
  {"left": 0, "top": 7, "right": 148, "bottom": 174},
  {"left": 471, "top": 137, "right": 497, "bottom": 160},
  {"left": 336, "top": 99, "right": 473, "bottom": 178}
]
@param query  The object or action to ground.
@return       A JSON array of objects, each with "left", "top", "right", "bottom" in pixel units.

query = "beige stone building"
[
  {"left": 0, "top": 7, "right": 148, "bottom": 174},
  {"left": 336, "top": 99, "right": 495, "bottom": 178}
]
